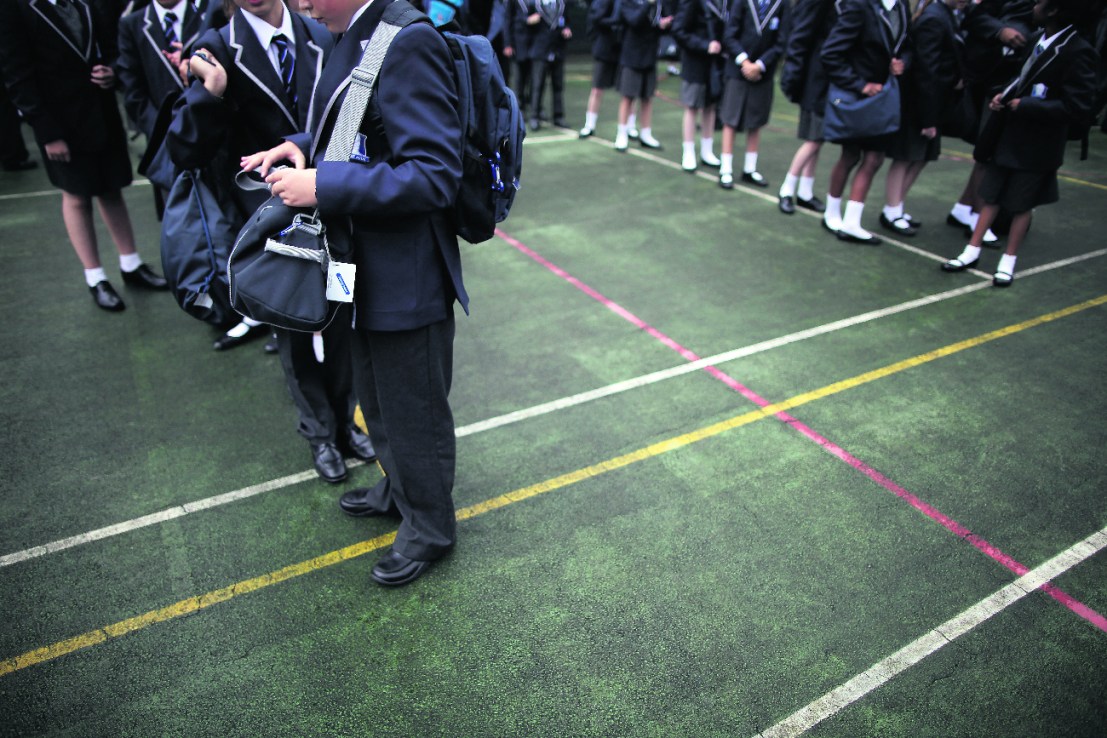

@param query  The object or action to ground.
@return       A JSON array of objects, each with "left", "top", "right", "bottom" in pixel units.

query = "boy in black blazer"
[
  {"left": 506, "top": 0, "right": 572, "bottom": 130},
  {"left": 942, "top": 0, "right": 1098, "bottom": 287},
  {"left": 0, "top": 0, "right": 168, "bottom": 311},
  {"left": 245, "top": 0, "right": 467, "bottom": 587},
  {"left": 579, "top": 0, "right": 623, "bottom": 138}
]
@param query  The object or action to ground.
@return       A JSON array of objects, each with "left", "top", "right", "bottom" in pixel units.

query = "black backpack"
[{"left": 381, "top": 1, "right": 525, "bottom": 243}]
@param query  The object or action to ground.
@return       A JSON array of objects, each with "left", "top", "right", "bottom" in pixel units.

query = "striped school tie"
[
  {"left": 272, "top": 34, "right": 297, "bottom": 115},
  {"left": 163, "top": 11, "right": 178, "bottom": 45}
]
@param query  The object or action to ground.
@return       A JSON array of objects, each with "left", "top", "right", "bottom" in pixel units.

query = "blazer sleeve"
[
  {"left": 722, "top": 0, "right": 748, "bottom": 61},
  {"left": 1014, "top": 43, "right": 1098, "bottom": 127},
  {"left": 912, "top": 13, "right": 947, "bottom": 129},
  {"left": 165, "top": 29, "right": 233, "bottom": 170},
  {"left": 315, "top": 23, "right": 462, "bottom": 218},
  {"left": 780, "top": 0, "right": 820, "bottom": 102},
  {"left": 0, "top": 1, "right": 64, "bottom": 146},
  {"left": 115, "top": 16, "right": 158, "bottom": 137},
  {"left": 672, "top": 0, "right": 711, "bottom": 53},
  {"left": 820, "top": 0, "right": 866, "bottom": 93}
]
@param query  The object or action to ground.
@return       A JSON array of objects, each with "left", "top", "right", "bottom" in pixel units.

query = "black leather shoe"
[
  {"left": 553, "top": 117, "right": 567, "bottom": 128},
  {"left": 338, "top": 482, "right": 392, "bottom": 517},
  {"left": 311, "top": 442, "right": 347, "bottom": 483},
  {"left": 213, "top": 322, "right": 268, "bottom": 351},
  {"left": 121, "top": 264, "right": 169, "bottom": 290},
  {"left": 371, "top": 548, "right": 435, "bottom": 587},
  {"left": 263, "top": 331, "right": 279, "bottom": 354},
  {"left": 90, "top": 281, "right": 125, "bottom": 311},
  {"left": 879, "top": 213, "right": 918, "bottom": 236},
  {"left": 940, "top": 256, "right": 979, "bottom": 272},
  {"left": 797, "top": 195, "right": 826, "bottom": 213},
  {"left": 836, "top": 229, "right": 881, "bottom": 245},
  {"left": 344, "top": 425, "right": 377, "bottom": 462},
  {"left": 741, "top": 171, "right": 768, "bottom": 188},
  {"left": 778, "top": 195, "right": 796, "bottom": 214}
]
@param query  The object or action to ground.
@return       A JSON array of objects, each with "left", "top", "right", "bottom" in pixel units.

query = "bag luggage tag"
[{"left": 327, "top": 260, "right": 356, "bottom": 302}]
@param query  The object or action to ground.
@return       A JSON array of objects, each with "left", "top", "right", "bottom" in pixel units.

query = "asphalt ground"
[{"left": 1, "top": 56, "right": 1106, "bottom": 737}]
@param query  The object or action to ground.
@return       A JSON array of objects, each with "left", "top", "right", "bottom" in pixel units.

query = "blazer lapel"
[
  {"left": 746, "top": 0, "right": 782, "bottom": 36},
  {"left": 292, "top": 16, "right": 325, "bottom": 132},
  {"left": 1014, "top": 27, "right": 1076, "bottom": 97},
  {"left": 29, "top": 0, "right": 91, "bottom": 61},
  {"left": 227, "top": 12, "right": 297, "bottom": 129},
  {"left": 142, "top": 6, "right": 186, "bottom": 87},
  {"left": 181, "top": 1, "right": 205, "bottom": 49}
]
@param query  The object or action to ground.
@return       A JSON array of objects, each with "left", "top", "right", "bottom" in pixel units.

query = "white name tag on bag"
[{"left": 326, "top": 260, "right": 356, "bottom": 302}]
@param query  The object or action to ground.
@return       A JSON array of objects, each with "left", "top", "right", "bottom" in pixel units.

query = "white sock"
[
  {"left": 627, "top": 114, "right": 637, "bottom": 130},
  {"left": 798, "top": 176, "right": 816, "bottom": 201},
  {"left": 779, "top": 172, "right": 798, "bottom": 198},
  {"left": 997, "top": 253, "right": 1017, "bottom": 275},
  {"left": 584, "top": 111, "right": 597, "bottom": 130},
  {"left": 640, "top": 127, "right": 654, "bottom": 140},
  {"left": 617, "top": 124, "right": 627, "bottom": 136},
  {"left": 825, "top": 195, "right": 842, "bottom": 220},
  {"left": 119, "top": 253, "right": 143, "bottom": 273},
  {"left": 720, "top": 153, "right": 734, "bottom": 175},
  {"left": 700, "top": 137, "right": 715, "bottom": 156},
  {"left": 225, "top": 321, "right": 251, "bottom": 338},
  {"left": 954, "top": 244, "right": 981, "bottom": 264},
  {"left": 243, "top": 317, "right": 262, "bottom": 327},
  {"left": 682, "top": 141, "right": 695, "bottom": 154},
  {"left": 951, "top": 202, "right": 973, "bottom": 220},
  {"left": 883, "top": 202, "right": 904, "bottom": 221},
  {"left": 842, "top": 200, "right": 865, "bottom": 230},
  {"left": 743, "top": 152, "right": 758, "bottom": 174},
  {"left": 84, "top": 267, "right": 107, "bottom": 287}
]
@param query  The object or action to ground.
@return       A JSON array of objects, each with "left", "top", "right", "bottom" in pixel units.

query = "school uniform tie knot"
[
  {"left": 272, "top": 33, "right": 297, "bottom": 113},
  {"left": 163, "top": 11, "right": 178, "bottom": 45}
]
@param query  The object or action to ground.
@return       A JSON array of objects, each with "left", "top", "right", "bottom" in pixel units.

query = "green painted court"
[{"left": 1, "top": 56, "right": 1106, "bottom": 736}]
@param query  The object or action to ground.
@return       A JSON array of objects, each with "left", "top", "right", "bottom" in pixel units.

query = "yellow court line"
[
  {"left": 943, "top": 147, "right": 1107, "bottom": 192},
  {"left": 3, "top": 294, "right": 1106, "bottom": 678}
]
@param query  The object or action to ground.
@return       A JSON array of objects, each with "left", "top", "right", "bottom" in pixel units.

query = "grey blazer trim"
[
  {"left": 876, "top": 0, "right": 907, "bottom": 55},
  {"left": 227, "top": 14, "right": 298, "bottom": 130},
  {"left": 1007, "top": 26, "right": 1078, "bottom": 99},
  {"left": 745, "top": 0, "right": 784, "bottom": 36},
  {"left": 141, "top": 7, "right": 186, "bottom": 90},
  {"left": 302, "top": 38, "right": 325, "bottom": 135},
  {"left": 29, "top": 0, "right": 93, "bottom": 61}
]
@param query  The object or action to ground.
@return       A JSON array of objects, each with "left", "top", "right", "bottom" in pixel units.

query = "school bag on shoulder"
[{"left": 378, "top": 0, "right": 525, "bottom": 244}]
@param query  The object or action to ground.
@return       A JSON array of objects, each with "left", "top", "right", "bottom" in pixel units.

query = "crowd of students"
[{"left": 571, "top": 0, "right": 1105, "bottom": 288}]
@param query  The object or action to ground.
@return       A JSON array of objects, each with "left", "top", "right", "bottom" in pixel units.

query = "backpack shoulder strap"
[{"left": 322, "top": 0, "right": 428, "bottom": 162}]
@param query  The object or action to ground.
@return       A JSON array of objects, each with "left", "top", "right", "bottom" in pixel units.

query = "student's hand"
[
  {"left": 861, "top": 82, "right": 883, "bottom": 96},
  {"left": 504, "top": 45, "right": 515, "bottom": 58},
  {"left": 889, "top": 57, "right": 904, "bottom": 76},
  {"left": 241, "top": 140, "right": 307, "bottom": 176},
  {"left": 527, "top": 12, "right": 541, "bottom": 24},
  {"left": 921, "top": 126, "right": 937, "bottom": 139},
  {"left": 162, "top": 41, "right": 184, "bottom": 72},
  {"left": 998, "top": 27, "right": 1026, "bottom": 48},
  {"left": 740, "top": 59, "right": 760, "bottom": 81},
  {"left": 1007, "top": 97, "right": 1020, "bottom": 111},
  {"left": 177, "top": 57, "right": 190, "bottom": 86},
  {"left": 562, "top": 27, "right": 572, "bottom": 40},
  {"left": 988, "top": 93, "right": 1004, "bottom": 111},
  {"left": 659, "top": 15, "right": 673, "bottom": 29},
  {"left": 707, "top": 40, "right": 722, "bottom": 55},
  {"left": 190, "top": 48, "right": 227, "bottom": 98},
  {"left": 44, "top": 139, "right": 70, "bottom": 163},
  {"left": 90, "top": 64, "right": 115, "bottom": 89},
  {"left": 265, "top": 167, "right": 318, "bottom": 208}
]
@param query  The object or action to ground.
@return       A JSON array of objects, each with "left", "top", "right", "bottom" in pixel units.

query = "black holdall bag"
[
  {"left": 823, "top": 76, "right": 901, "bottom": 143},
  {"left": 226, "top": 170, "right": 339, "bottom": 332}
]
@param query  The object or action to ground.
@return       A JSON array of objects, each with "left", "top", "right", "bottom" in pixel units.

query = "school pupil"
[
  {"left": 776, "top": 0, "right": 837, "bottom": 214},
  {"left": 819, "top": 0, "right": 909, "bottom": 244},
  {"left": 942, "top": 0, "right": 1099, "bottom": 287},
  {"left": 615, "top": 0, "right": 675, "bottom": 151},
  {"left": 0, "top": 0, "right": 169, "bottom": 312},
  {"left": 671, "top": 0, "right": 725, "bottom": 172},
  {"left": 717, "top": 0, "right": 791, "bottom": 190},
  {"left": 878, "top": 0, "right": 968, "bottom": 237},
  {"left": 506, "top": 0, "right": 572, "bottom": 131},
  {"left": 580, "top": 0, "right": 623, "bottom": 138}
]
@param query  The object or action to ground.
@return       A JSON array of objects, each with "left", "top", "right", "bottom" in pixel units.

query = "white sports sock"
[
  {"left": 700, "top": 137, "right": 715, "bottom": 155},
  {"left": 617, "top": 124, "right": 627, "bottom": 136},
  {"left": 119, "top": 252, "right": 143, "bottom": 272},
  {"left": 720, "top": 153, "right": 734, "bottom": 175},
  {"left": 951, "top": 202, "right": 973, "bottom": 220},
  {"left": 682, "top": 141, "right": 695, "bottom": 154},
  {"left": 743, "top": 151, "right": 758, "bottom": 173},
  {"left": 842, "top": 200, "right": 865, "bottom": 230},
  {"left": 627, "top": 113, "right": 637, "bottom": 130},
  {"left": 640, "top": 127, "right": 653, "bottom": 140},
  {"left": 997, "top": 253, "right": 1017, "bottom": 275},
  {"left": 883, "top": 202, "right": 904, "bottom": 221},
  {"left": 954, "top": 244, "right": 981, "bottom": 264},
  {"left": 779, "top": 172, "right": 798, "bottom": 198},
  {"left": 584, "top": 111, "right": 598, "bottom": 129},
  {"left": 825, "top": 195, "right": 842, "bottom": 219},
  {"left": 797, "top": 176, "right": 815, "bottom": 201},
  {"left": 84, "top": 267, "right": 107, "bottom": 287}
]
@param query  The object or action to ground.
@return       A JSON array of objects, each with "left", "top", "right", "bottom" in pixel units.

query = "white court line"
[
  {"left": 3, "top": 248, "right": 1103, "bottom": 569},
  {"left": 754, "top": 524, "right": 1107, "bottom": 738}
]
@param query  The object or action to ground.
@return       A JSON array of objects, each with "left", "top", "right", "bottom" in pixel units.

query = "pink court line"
[{"left": 497, "top": 228, "right": 1107, "bottom": 634}]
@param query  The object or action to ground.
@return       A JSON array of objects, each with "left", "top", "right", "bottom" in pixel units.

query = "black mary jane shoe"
[
  {"left": 879, "top": 213, "right": 918, "bottom": 237},
  {"left": 741, "top": 171, "right": 769, "bottom": 188},
  {"left": 90, "top": 281, "right": 125, "bottom": 312},
  {"left": 121, "top": 263, "right": 169, "bottom": 290},
  {"left": 213, "top": 322, "right": 269, "bottom": 351},
  {"left": 940, "top": 256, "right": 979, "bottom": 273},
  {"left": 992, "top": 270, "right": 1014, "bottom": 287},
  {"left": 797, "top": 195, "right": 826, "bottom": 213},
  {"left": 836, "top": 229, "right": 881, "bottom": 245},
  {"left": 778, "top": 195, "right": 796, "bottom": 214}
]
